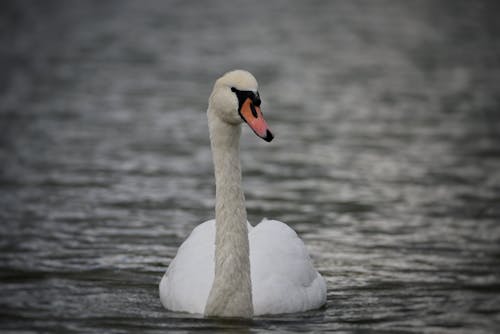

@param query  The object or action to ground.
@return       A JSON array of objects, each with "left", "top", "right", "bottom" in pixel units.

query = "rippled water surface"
[{"left": 1, "top": 1, "right": 500, "bottom": 332}]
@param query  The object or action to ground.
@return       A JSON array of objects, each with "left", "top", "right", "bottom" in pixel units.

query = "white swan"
[{"left": 159, "top": 70, "right": 326, "bottom": 318}]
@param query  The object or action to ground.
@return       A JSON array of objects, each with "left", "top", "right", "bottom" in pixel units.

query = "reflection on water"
[{"left": 1, "top": 0, "right": 500, "bottom": 332}]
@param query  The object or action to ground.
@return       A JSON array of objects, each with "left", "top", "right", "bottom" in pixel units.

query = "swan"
[{"left": 159, "top": 70, "right": 326, "bottom": 318}]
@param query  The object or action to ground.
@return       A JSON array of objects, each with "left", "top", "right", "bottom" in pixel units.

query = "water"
[{"left": 1, "top": 0, "right": 500, "bottom": 332}]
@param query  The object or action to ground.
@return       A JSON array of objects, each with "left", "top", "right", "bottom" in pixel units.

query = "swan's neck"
[{"left": 204, "top": 114, "right": 253, "bottom": 318}]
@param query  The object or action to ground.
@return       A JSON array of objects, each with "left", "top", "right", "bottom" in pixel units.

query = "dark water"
[{"left": 1, "top": 1, "right": 500, "bottom": 332}]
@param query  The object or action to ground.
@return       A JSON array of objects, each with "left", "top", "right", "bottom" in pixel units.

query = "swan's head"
[{"left": 209, "top": 70, "right": 273, "bottom": 142}]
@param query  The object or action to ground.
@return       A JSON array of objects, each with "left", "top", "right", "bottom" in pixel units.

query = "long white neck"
[{"left": 204, "top": 111, "right": 253, "bottom": 318}]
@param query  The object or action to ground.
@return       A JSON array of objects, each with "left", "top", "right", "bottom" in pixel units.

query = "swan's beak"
[{"left": 240, "top": 98, "right": 274, "bottom": 142}]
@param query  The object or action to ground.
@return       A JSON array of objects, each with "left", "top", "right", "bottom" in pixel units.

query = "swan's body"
[
  {"left": 160, "top": 219, "right": 326, "bottom": 315},
  {"left": 159, "top": 70, "right": 326, "bottom": 317}
]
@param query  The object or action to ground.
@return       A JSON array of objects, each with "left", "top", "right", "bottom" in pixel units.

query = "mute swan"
[{"left": 159, "top": 70, "right": 326, "bottom": 318}]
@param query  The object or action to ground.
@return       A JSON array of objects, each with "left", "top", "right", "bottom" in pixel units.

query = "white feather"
[{"left": 159, "top": 219, "right": 326, "bottom": 315}]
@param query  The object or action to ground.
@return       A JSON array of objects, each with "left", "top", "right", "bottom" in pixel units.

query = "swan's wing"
[
  {"left": 159, "top": 219, "right": 216, "bottom": 314},
  {"left": 249, "top": 219, "right": 327, "bottom": 315}
]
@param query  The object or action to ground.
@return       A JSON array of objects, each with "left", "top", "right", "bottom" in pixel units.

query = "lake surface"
[{"left": 1, "top": 1, "right": 500, "bottom": 332}]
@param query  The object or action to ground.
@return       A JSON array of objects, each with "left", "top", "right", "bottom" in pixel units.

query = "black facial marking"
[
  {"left": 252, "top": 93, "right": 261, "bottom": 106},
  {"left": 231, "top": 87, "right": 260, "bottom": 112}
]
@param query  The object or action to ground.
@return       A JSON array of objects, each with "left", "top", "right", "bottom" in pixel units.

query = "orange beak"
[{"left": 239, "top": 98, "right": 274, "bottom": 142}]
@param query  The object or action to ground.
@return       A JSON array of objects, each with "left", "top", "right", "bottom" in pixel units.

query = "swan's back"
[
  {"left": 160, "top": 219, "right": 326, "bottom": 315},
  {"left": 250, "top": 219, "right": 327, "bottom": 314}
]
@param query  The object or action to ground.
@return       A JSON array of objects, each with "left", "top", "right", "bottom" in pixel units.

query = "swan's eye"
[{"left": 231, "top": 87, "right": 259, "bottom": 112}]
